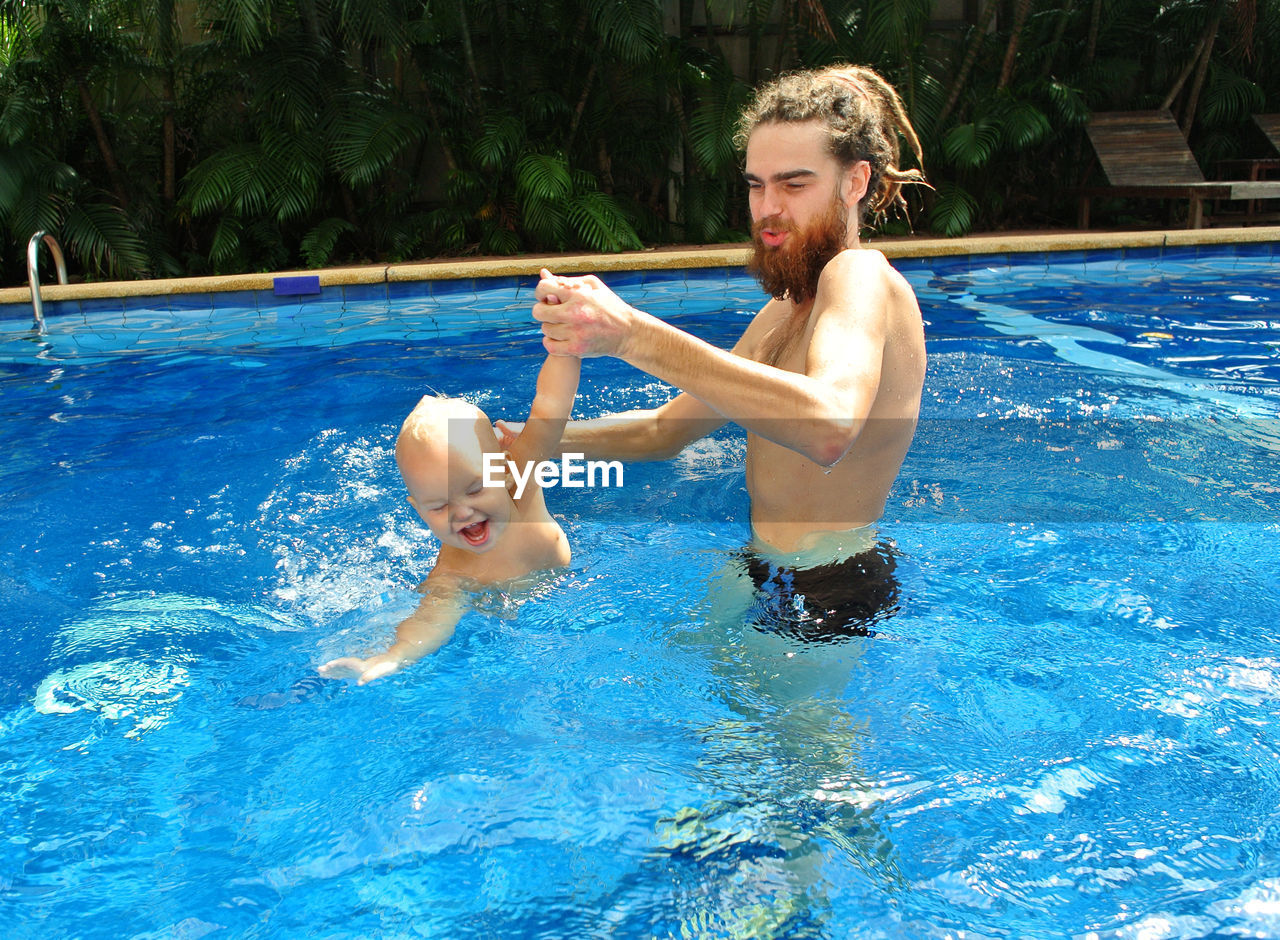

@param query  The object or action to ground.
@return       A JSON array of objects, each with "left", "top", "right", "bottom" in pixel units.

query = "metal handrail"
[{"left": 27, "top": 231, "right": 68, "bottom": 334}]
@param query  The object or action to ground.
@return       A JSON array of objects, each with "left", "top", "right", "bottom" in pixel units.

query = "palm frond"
[
  {"left": 202, "top": 0, "right": 272, "bottom": 52},
  {"left": 478, "top": 224, "right": 521, "bottom": 256},
  {"left": 998, "top": 100, "right": 1052, "bottom": 150},
  {"left": 329, "top": 103, "right": 427, "bottom": 187},
  {"left": 446, "top": 169, "right": 487, "bottom": 203},
  {"left": 519, "top": 194, "right": 567, "bottom": 249},
  {"left": 0, "top": 145, "right": 51, "bottom": 217},
  {"left": 520, "top": 90, "right": 573, "bottom": 126},
  {"left": 182, "top": 144, "right": 270, "bottom": 217},
  {"left": 928, "top": 182, "right": 978, "bottom": 237},
  {"left": 1, "top": 146, "right": 71, "bottom": 241},
  {"left": 942, "top": 120, "right": 1001, "bottom": 169},
  {"left": 248, "top": 38, "right": 324, "bottom": 133},
  {"left": 678, "top": 176, "right": 731, "bottom": 243},
  {"left": 207, "top": 214, "right": 243, "bottom": 270},
  {"left": 470, "top": 112, "right": 525, "bottom": 173},
  {"left": 60, "top": 198, "right": 150, "bottom": 278},
  {"left": 515, "top": 152, "right": 572, "bottom": 203},
  {"left": 1199, "top": 64, "right": 1265, "bottom": 126},
  {"left": 424, "top": 206, "right": 470, "bottom": 253},
  {"left": 689, "top": 78, "right": 751, "bottom": 173},
  {"left": 565, "top": 189, "right": 643, "bottom": 253},
  {"left": 857, "top": 0, "right": 933, "bottom": 62},
  {"left": 1046, "top": 81, "right": 1090, "bottom": 126},
  {"left": 0, "top": 88, "right": 40, "bottom": 147},
  {"left": 300, "top": 217, "right": 356, "bottom": 268},
  {"left": 592, "top": 0, "right": 665, "bottom": 64}
]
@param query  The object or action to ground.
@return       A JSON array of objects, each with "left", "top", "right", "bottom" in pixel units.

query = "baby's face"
[{"left": 399, "top": 428, "right": 512, "bottom": 554}]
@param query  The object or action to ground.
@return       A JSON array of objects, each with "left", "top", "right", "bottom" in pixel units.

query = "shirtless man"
[{"left": 527, "top": 65, "right": 927, "bottom": 640}]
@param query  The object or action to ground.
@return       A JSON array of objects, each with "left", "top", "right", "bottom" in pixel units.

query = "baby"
[{"left": 321, "top": 312, "right": 580, "bottom": 684}]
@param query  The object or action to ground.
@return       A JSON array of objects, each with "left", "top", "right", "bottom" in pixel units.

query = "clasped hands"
[{"left": 533, "top": 267, "right": 638, "bottom": 359}]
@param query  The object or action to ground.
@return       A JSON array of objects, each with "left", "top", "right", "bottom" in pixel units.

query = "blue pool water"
[{"left": 2, "top": 245, "right": 1279, "bottom": 937}]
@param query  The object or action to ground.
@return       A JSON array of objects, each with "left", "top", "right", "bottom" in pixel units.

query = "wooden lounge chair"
[
  {"left": 1078, "top": 110, "right": 1280, "bottom": 228},
  {"left": 1255, "top": 114, "right": 1280, "bottom": 155}
]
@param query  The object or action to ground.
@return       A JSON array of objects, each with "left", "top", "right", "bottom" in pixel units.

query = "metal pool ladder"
[{"left": 28, "top": 231, "right": 68, "bottom": 334}]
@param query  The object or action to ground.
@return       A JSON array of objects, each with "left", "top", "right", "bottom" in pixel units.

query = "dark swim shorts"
[{"left": 742, "top": 540, "right": 901, "bottom": 644}]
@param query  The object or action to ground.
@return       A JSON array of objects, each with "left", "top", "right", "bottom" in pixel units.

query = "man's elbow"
[
  {"left": 646, "top": 417, "right": 691, "bottom": 460},
  {"left": 808, "top": 419, "right": 860, "bottom": 468}
]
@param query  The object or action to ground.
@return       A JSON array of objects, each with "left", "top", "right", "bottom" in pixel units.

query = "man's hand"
[{"left": 533, "top": 267, "right": 639, "bottom": 359}]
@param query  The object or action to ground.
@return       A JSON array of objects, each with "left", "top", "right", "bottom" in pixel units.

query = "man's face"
[{"left": 743, "top": 119, "right": 867, "bottom": 303}]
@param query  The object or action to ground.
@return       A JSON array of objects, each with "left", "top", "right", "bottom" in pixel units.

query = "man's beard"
[{"left": 746, "top": 199, "right": 849, "bottom": 307}]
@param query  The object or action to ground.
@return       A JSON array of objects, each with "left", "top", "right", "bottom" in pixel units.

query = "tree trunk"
[
  {"left": 419, "top": 82, "right": 458, "bottom": 172},
  {"left": 456, "top": 2, "right": 484, "bottom": 113},
  {"left": 77, "top": 77, "right": 130, "bottom": 209},
  {"left": 998, "top": 0, "right": 1034, "bottom": 89},
  {"left": 162, "top": 78, "right": 176, "bottom": 206},
  {"left": 158, "top": 0, "right": 178, "bottom": 208},
  {"left": 1038, "top": 0, "right": 1077, "bottom": 79},
  {"left": 748, "top": 1, "right": 761, "bottom": 85},
  {"left": 772, "top": 0, "right": 791, "bottom": 74},
  {"left": 1160, "top": 34, "right": 1208, "bottom": 111},
  {"left": 296, "top": 0, "right": 322, "bottom": 43},
  {"left": 938, "top": 0, "right": 999, "bottom": 127},
  {"left": 1181, "top": 3, "right": 1224, "bottom": 134},
  {"left": 566, "top": 58, "right": 599, "bottom": 155},
  {"left": 494, "top": 0, "right": 510, "bottom": 93},
  {"left": 597, "top": 138, "right": 614, "bottom": 194},
  {"left": 1084, "top": 0, "right": 1102, "bottom": 66}
]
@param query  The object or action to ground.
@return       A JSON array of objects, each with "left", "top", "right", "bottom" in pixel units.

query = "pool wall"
[{"left": 3, "top": 226, "right": 1279, "bottom": 325}]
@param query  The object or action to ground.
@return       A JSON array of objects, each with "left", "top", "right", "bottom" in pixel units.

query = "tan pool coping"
[{"left": 4, "top": 226, "right": 1278, "bottom": 307}]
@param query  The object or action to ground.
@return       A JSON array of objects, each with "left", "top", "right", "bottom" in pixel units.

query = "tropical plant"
[
  {"left": 0, "top": 0, "right": 151, "bottom": 280},
  {"left": 4, "top": 0, "right": 1280, "bottom": 279}
]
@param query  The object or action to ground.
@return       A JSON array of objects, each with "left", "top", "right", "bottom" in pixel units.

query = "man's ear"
[{"left": 843, "top": 160, "right": 871, "bottom": 207}]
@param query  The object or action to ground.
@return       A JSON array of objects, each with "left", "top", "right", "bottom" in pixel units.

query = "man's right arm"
[
  {"left": 560, "top": 391, "right": 726, "bottom": 462},
  {"left": 551, "top": 293, "right": 785, "bottom": 461},
  {"left": 506, "top": 277, "right": 776, "bottom": 461}
]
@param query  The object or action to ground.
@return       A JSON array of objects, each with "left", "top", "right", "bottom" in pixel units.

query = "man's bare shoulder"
[
  {"left": 822, "top": 246, "right": 907, "bottom": 285},
  {"left": 816, "top": 248, "right": 917, "bottom": 312}
]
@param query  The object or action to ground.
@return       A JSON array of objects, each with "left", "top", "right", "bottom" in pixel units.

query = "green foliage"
[
  {"left": 943, "top": 120, "right": 1002, "bottom": 170},
  {"left": 61, "top": 200, "right": 150, "bottom": 278},
  {"left": 300, "top": 217, "right": 356, "bottom": 268},
  {"left": 591, "top": 0, "right": 664, "bottom": 64},
  {"left": 689, "top": 76, "right": 752, "bottom": 174},
  {"left": 929, "top": 182, "right": 978, "bottom": 238},
  {"left": 4, "top": 0, "right": 1280, "bottom": 278},
  {"left": 1200, "top": 65, "right": 1267, "bottom": 127},
  {"left": 329, "top": 101, "right": 426, "bottom": 188}
]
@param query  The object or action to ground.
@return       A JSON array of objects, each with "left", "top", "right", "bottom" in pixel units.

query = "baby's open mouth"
[{"left": 459, "top": 520, "right": 489, "bottom": 546}]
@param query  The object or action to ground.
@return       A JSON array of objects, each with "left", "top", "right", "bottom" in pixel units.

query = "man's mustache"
[{"left": 751, "top": 216, "right": 796, "bottom": 240}]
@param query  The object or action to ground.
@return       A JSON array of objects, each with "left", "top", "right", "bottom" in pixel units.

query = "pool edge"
[{"left": 4, "top": 226, "right": 1279, "bottom": 308}]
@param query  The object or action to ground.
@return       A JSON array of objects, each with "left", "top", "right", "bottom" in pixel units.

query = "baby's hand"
[
  {"left": 494, "top": 419, "right": 523, "bottom": 450},
  {"left": 319, "top": 654, "right": 403, "bottom": 685}
]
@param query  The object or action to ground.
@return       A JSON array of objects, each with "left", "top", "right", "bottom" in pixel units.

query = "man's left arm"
[{"left": 535, "top": 253, "right": 889, "bottom": 467}]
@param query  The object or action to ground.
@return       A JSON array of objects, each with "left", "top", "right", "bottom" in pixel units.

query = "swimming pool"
[{"left": 2, "top": 245, "right": 1279, "bottom": 937}]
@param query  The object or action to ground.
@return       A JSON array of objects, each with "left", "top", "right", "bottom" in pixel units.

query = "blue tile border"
[
  {"left": 1123, "top": 246, "right": 1163, "bottom": 264},
  {"left": 2, "top": 240, "right": 1276, "bottom": 335},
  {"left": 1231, "top": 242, "right": 1275, "bottom": 259},
  {"left": 342, "top": 282, "right": 387, "bottom": 305}
]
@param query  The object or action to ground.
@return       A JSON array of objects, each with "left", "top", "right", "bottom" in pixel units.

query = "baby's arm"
[
  {"left": 507, "top": 350, "right": 581, "bottom": 470},
  {"left": 319, "top": 570, "right": 466, "bottom": 685}
]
